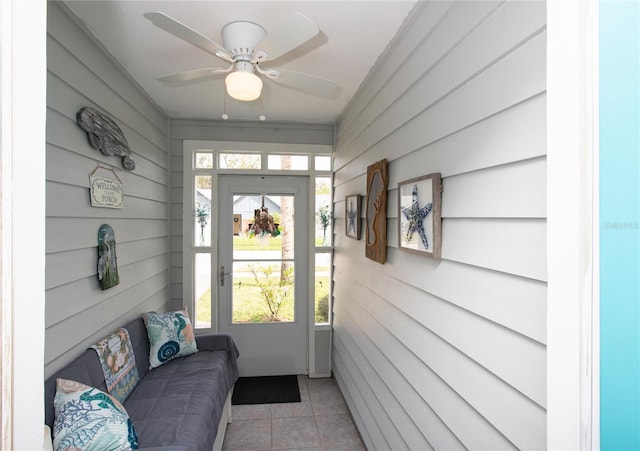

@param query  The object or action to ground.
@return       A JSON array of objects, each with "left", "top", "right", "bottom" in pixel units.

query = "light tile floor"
[{"left": 222, "top": 375, "right": 366, "bottom": 451}]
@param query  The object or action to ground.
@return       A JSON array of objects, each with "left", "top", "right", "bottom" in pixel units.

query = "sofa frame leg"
[{"left": 212, "top": 387, "right": 234, "bottom": 451}]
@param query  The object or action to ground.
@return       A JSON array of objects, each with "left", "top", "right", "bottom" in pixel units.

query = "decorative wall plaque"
[
  {"left": 365, "top": 159, "right": 388, "bottom": 264},
  {"left": 76, "top": 107, "right": 136, "bottom": 170},
  {"left": 98, "top": 224, "right": 120, "bottom": 290},
  {"left": 90, "top": 166, "right": 124, "bottom": 209}
]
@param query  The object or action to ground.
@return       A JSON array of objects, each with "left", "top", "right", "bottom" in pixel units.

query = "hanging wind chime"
[{"left": 248, "top": 195, "right": 280, "bottom": 238}]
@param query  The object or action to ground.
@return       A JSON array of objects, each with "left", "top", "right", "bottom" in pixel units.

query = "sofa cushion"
[
  {"left": 142, "top": 310, "right": 197, "bottom": 369},
  {"left": 124, "top": 349, "right": 234, "bottom": 450},
  {"left": 53, "top": 378, "right": 139, "bottom": 451}
]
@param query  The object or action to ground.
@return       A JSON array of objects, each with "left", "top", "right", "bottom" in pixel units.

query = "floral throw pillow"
[
  {"left": 53, "top": 378, "right": 138, "bottom": 451},
  {"left": 142, "top": 309, "right": 198, "bottom": 369}
]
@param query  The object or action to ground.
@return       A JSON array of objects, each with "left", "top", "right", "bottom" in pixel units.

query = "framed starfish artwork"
[
  {"left": 345, "top": 194, "right": 361, "bottom": 240},
  {"left": 398, "top": 173, "right": 442, "bottom": 258}
]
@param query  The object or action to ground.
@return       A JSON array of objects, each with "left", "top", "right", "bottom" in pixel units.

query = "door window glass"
[
  {"left": 231, "top": 193, "right": 295, "bottom": 323},
  {"left": 232, "top": 261, "right": 295, "bottom": 323}
]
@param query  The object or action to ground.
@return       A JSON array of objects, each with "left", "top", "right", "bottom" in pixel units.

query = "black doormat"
[{"left": 232, "top": 375, "right": 301, "bottom": 405}]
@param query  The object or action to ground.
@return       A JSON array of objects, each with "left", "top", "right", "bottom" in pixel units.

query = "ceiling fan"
[{"left": 144, "top": 11, "right": 337, "bottom": 102}]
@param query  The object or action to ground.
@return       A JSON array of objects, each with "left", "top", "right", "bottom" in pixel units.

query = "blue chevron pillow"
[
  {"left": 142, "top": 309, "right": 198, "bottom": 369},
  {"left": 53, "top": 378, "right": 138, "bottom": 451}
]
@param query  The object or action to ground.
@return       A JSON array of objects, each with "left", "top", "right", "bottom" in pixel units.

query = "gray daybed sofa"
[{"left": 44, "top": 317, "right": 239, "bottom": 450}]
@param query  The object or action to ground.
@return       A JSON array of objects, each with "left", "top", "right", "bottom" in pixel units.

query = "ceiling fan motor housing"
[{"left": 222, "top": 21, "right": 267, "bottom": 61}]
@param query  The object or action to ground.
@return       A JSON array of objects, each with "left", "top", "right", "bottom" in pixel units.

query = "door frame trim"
[
  {"left": 218, "top": 174, "right": 310, "bottom": 376},
  {"left": 547, "top": 1, "right": 599, "bottom": 448},
  {"left": 182, "top": 140, "right": 333, "bottom": 377}
]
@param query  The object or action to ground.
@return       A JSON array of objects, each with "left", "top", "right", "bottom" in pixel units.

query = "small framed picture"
[
  {"left": 398, "top": 173, "right": 442, "bottom": 258},
  {"left": 345, "top": 194, "right": 361, "bottom": 240}
]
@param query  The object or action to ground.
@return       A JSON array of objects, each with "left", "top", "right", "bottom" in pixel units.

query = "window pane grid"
[{"left": 188, "top": 148, "right": 333, "bottom": 330}]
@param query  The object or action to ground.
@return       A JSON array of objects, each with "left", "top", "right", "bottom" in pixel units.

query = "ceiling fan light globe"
[{"left": 225, "top": 71, "right": 263, "bottom": 101}]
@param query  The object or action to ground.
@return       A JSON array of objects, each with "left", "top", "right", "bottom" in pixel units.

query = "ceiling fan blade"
[
  {"left": 144, "top": 12, "right": 232, "bottom": 62},
  {"left": 263, "top": 68, "right": 337, "bottom": 97},
  {"left": 156, "top": 66, "right": 232, "bottom": 84},
  {"left": 253, "top": 13, "right": 319, "bottom": 62}
]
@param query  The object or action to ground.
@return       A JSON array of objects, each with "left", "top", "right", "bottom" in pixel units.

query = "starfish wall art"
[
  {"left": 345, "top": 194, "right": 361, "bottom": 240},
  {"left": 397, "top": 173, "right": 442, "bottom": 258}
]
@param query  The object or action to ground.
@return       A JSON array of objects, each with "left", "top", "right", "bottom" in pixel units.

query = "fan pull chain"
[{"left": 222, "top": 89, "right": 229, "bottom": 120}]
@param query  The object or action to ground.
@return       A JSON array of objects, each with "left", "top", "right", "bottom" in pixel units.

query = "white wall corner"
[
  {"left": 547, "top": 0, "right": 599, "bottom": 449},
  {"left": 1, "top": 0, "right": 47, "bottom": 449}
]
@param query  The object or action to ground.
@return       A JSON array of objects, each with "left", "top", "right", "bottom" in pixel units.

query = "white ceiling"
[{"left": 63, "top": 1, "right": 416, "bottom": 124}]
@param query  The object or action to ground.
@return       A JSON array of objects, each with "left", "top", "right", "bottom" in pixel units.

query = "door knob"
[{"left": 219, "top": 265, "right": 231, "bottom": 286}]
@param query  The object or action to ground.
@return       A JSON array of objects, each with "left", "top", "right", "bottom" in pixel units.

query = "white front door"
[{"left": 218, "top": 175, "right": 309, "bottom": 376}]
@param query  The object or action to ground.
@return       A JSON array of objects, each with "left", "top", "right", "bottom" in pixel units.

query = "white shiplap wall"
[
  {"left": 332, "top": 1, "right": 547, "bottom": 449},
  {"left": 45, "top": 3, "right": 170, "bottom": 377}
]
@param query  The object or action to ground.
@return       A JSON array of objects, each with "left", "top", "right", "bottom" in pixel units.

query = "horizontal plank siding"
[
  {"left": 47, "top": 75, "right": 168, "bottom": 167},
  {"left": 171, "top": 120, "right": 334, "bottom": 145},
  {"left": 335, "top": 0, "right": 458, "bottom": 143},
  {"left": 334, "top": 241, "right": 546, "bottom": 345},
  {"left": 47, "top": 3, "right": 166, "bottom": 129},
  {"left": 46, "top": 181, "right": 167, "bottom": 219},
  {"left": 332, "top": 333, "right": 411, "bottom": 450},
  {"left": 334, "top": 312, "right": 462, "bottom": 449},
  {"left": 334, "top": 267, "right": 546, "bottom": 407},
  {"left": 333, "top": 1, "right": 547, "bottom": 449},
  {"left": 334, "top": 93, "right": 546, "bottom": 187},
  {"left": 47, "top": 143, "right": 167, "bottom": 203},
  {"left": 441, "top": 157, "right": 547, "bottom": 219},
  {"left": 331, "top": 352, "right": 379, "bottom": 449},
  {"left": 45, "top": 287, "right": 169, "bottom": 372},
  {"left": 336, "top": 31, "right": 546, "bottom": 184},
  {"left": 442, "top": 218, "right": 547, "bottom": 281},
  {"left": 335, "top": 1, "right": 545, "bottom": 167},
  {"left": 46, "top": 237, "right": 169, "bottom": 290},
  {"left": 47, "top": 36, "right": 166, "bottom": 149},
  {"left": 45, "top": 2, "right": 170, "bottom": 376},
  {"left": 46, "top": 99, "right": 168, "bottom": 178},
  {"left": 46, "top": 218, "right": 167, "bottom": 254},
  {"left": 46, "top": 254, "right": 169, "bottom": 329},
  {"left": 335, "top": 283, "right": 518, "bottom": 449}
]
